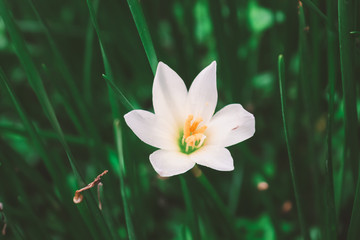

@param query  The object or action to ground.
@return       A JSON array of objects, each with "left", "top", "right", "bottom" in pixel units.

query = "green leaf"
[{"left": 278, "top": 54, "right": 309, "bottom": 239}]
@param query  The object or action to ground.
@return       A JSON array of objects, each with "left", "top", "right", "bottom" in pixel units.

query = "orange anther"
[
  {"left": 193, "top": 125, "right": 207, "bottom": 134},
  {"left": 183, "top": 114, "right": 207, "bottom": 151},
  {"left": 190, "top": 117, "right": 203, "bottom": 132},
  {"left": 184, "top": 115, "right": 194, "bottom": 139}
]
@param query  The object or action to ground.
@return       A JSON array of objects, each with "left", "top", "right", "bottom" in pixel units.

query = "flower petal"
[
  {"left": 124, "top": 110, "right": 178, "bottom": 150},
  {"left": 206, "top": 104, "right": 255, "bottom": 147},
  {"left": 186, "top": 61, "right": 217, "bottom": 123},
  {"left": 150, "top": 150, "right": 195, "bottom": 177},
  {"left": 190, "top": 146, "right": 234, "bottom": 171},
  {"left": 153, "top": 62, "right": 188, "bottom": 126}
]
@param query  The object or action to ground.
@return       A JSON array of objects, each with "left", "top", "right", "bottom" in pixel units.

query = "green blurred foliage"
[{"left": 0, "top": 0, "right": 359, "bottom": 239}]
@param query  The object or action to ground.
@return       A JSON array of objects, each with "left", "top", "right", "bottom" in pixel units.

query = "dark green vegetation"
[{"left": 0, "top": 0, "right": 359, "bottom": 239}]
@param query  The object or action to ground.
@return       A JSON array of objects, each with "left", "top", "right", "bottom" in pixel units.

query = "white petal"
[
  {"left": 153, "top": 62, "right": 188, "bottom": 126},
  {"left": 186, "top": 61, "right": 217, "bottom": 123},
  {"left": 206, "top": 104, "right": 255, "bottom": 147},
  {"left": 190, "top": 146, "right": 234, "bottom": 171},
  {"left": 124, "top": 110, "right": 178, "bottom": 150},
  {"left": 150, "top": 150, "right": 195, "bottom": 177}
]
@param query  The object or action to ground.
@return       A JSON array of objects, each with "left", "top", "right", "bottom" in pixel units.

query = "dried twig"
[{"left": 73, "top": 170, "right": 108, "bottom": 206}]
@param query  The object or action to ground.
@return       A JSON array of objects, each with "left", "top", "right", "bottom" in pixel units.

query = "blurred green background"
[{"left": 0, "top": 0, "right": 359, "bottom": 239}]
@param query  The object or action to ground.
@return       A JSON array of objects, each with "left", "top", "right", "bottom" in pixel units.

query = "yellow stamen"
[
  {"left": 193, "top": 125, "right": 207, "bottom": 134},
  {"left": 183, "top": 114, "right": 207, "bottom": 151},
  {"left": 190, "top": 117, "right": 203, "bottom": 132},
  {"left": 184, "top": 115, "right": 193, "bottom": 139},
  {"left": 185, "top": 133, "right": 204, "bottom": 147}
]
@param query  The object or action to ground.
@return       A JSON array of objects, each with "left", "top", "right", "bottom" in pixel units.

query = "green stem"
[
  {"left": 114, "top": 119, "right": 136, "bottom": 240},
  {"left": 278, "top": 55, "right": 309, "bottom": 239},
  {"left": 126, "top": 0, "right": 158, "bottom": 74},
  {"left": 180, "top": 176, "right": 200, "bottom": 240}
]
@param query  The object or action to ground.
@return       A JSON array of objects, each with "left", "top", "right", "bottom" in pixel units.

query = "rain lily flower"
[{"left": 124, "top": 61, "right": 255, "bottom": 177}]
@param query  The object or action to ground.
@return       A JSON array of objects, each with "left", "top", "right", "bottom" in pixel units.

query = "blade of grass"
[
  {"left": 0, "top": 68, "right": 64, "bottom": 186},
  {"left": 0, "top": 0, "right": 82, "bottom": 181},
  {"left": 338, "top": 0, "right": 359, "bottom": 183},
  {"left": 25, "top": 0, "right": 100, "bottom": 141},
  {"left": 301, "top": 0, "right": 327, "bottom": 22},
  {"left": 86, "top": 0, "right": 120, "bottom": 120},
  {"left": 0, "top": 2, "right": 114, "bottom": 238},
  {"left": 278, "top": 54, "right": 309, "bottom": 239},
  {"left": 325, "top": 0, "right": 339, "bottom": 232},
  {"left": 126, "top": 0, "right": 158, "bottom": 74},
  {"left": 298, "top": 1, "right": 315, "bottom": 124},
  {"left": 86, "top": 1, "right": 135, "bottom": 238},
  {"left": 326, "top": 0, "right": 343, "bottom": 218},
  {"left": 83, "top": 14, "right": 96, "bottom": 105},
  {"left": 0, "top": 150, "right": 48, "bottom": 239},
  {"left": 342, "top": 0, "right": 360, "bottom": 232},
  {"left": 0, "top": 123, "right": 92, "bottom": 146},
  {"left": 102, "top": 74, "right": 135, "bottom": 111},
  {"left": 114, "top": 119, "right": 136, "bottom": 240},
  {"left": 180, "top": 176, "right": 200, "bottom": 240}
]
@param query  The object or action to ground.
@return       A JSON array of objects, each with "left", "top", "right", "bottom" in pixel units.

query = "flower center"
[{"left": 179, "top": 114, "right": 207, "bottom": 154}]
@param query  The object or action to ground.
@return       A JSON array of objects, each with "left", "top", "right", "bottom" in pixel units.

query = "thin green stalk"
[
  {"left": 83, "top": 16, "right": 96, "bottom": 105},
  {"left": 346, "top": 1, "right": 360, "bottom": 236},
  {"left": 102, "top": 74, "right": 135, "bottom": 111},
  {"left": 195, "top": 168, "right": 239, "bottom": 238},
  {"left": 0, "top": 123, "right": 92, "bottom": 146},
  {"left": 325, "top": 0, "right": 338, "bottom": 235},
  {"left": 0, "top": 2, "right": 113, "bottom": 238},
  {"left": 301, "top": 0, "right": 327, "bottom": 22},
  {"left": 228, "top": 164, "right": 244, "bottom": 214},
  {"left": 25, "top": 0, "right": 99, "bottom": 140},
  {"left": 298, "top": 1, "right": 315, "bottom": 124},
  {"left": 339, "top": 0, "right": 360, "bottom": 236},
  {"left": 85, "top": 1, "right": 130, "bottom": 239},
  {"left": 56, "top": 93, "right": 87, "bottom": 137},
  {"left": 0, "top": 0, "right": 83, "bottom": 182},
  {"left": 126, "top": 0, "right": 158, "bottom": 74},
  {"left": 207, "top": 0, "right": 233, "bottom": 101},
  {"left": 278, "top": 55, "right": 309, "bottom": 239},
  {"left": 114, "top": 119, "right": 136, "bottom": 240},
  {"left": 0, "top": 68, "right": 62, "bottom": 185},
  {"left": 0, "top": 150, "right": 48, "bottom": 239},
  {"left": 180, "top": 176, "right": 200, "bottom": 240},
  {"left": 338, "top": 0, "right": 359, "bottom": 182},
  {"left": 326, "top": 0, "right": 343, "bottom": 218}
]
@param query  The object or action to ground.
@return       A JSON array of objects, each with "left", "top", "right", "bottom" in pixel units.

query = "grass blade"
[
  {"left": 102, "top": 74, "right": 135, "bottom": 111},
  {"left": 0, "top": 0, "right": 82, "bottom": 180},
  {"left": 180, "top": 176, "right": 200, "bottom": 240},
  {"left": 24, "top": 0, "right": 99, "bottom": 140},
  {"left": 126, "top": 0, "right": 158, "bottom": 74},
  {"left": 278, "top": 54, "right": 309, "bottom": 239},
  {"left": 338, "top": 0, "right": 360, "bottom": 236},
  {"left": 86, "top": 1, "right": 136, "bottom": 238},
  {"left": 0, "top": 2, "right": 114, "bottom": 238},
  {"left": 114, "top": 119, "right": 136, "bottom": 240},
  {"left": 326, "top": 0, "right": 342, "bottom": 218},
  {"left": 301, "top": 0, "right": 327, "bottom": 22},
  {"left": 324, "top": 0, "right": 338, "bottom": 237},
  {"left": 338, "top": 0, "right": 359, "bottom": 181},
  {"left": 0, "top": 68, "right": 61, "bottom": 181}
]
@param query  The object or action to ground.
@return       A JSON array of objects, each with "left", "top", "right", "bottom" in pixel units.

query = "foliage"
[{"left": 0, "top": 0, "right": 359, "bottom": 239}]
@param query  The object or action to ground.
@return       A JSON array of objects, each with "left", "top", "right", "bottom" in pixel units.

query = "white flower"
[{"left": 124, "top": 61, "right": 255, "bottom": 177}]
